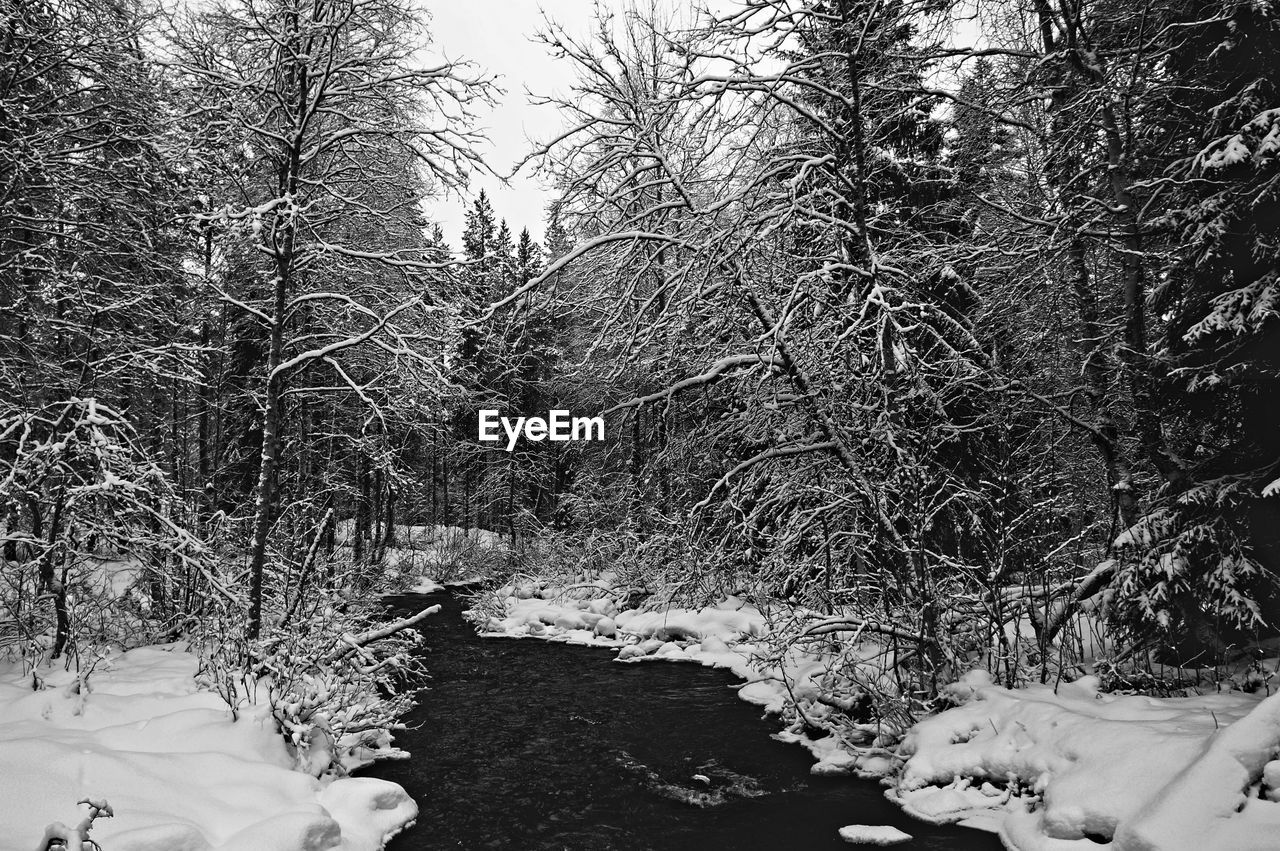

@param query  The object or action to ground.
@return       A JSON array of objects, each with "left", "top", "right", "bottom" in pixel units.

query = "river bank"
[
  {"left": 0, "top": 644, "right": 414, "bottom": 851},
  {"left": 364, "top": 589, "right": 1000, "bottom": 850},
  {"left": 462, "top": 566, "right": 1280, "bottom": 850}
]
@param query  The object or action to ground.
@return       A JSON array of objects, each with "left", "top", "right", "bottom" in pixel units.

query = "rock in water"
[{"left": 838, "top": 824, "right": 913, "bottom": 845}]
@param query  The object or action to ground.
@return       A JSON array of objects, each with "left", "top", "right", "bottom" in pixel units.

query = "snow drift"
[
  {"left": 472, "top": 570, "right": 1280, "bottom": 849},
  {"left": 894, "top": 670, "right": 1280, "bottom": 850},
  {"left": 0, "top": 645, "right": 414, "bottom": 851}
]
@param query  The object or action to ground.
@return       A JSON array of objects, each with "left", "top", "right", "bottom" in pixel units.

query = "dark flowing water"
[{"left": 364, "top": 591, "right": 1002, "bottom": 851}]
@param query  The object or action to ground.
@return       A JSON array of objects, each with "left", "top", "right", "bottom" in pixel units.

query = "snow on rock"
[
  {"left": 775, "top": 728, "right": 864, "bottom": 776},
  {"left": 837, "top": 824, "right": 913, "bottom": 845},
  {"left": 893, "top": 668, "right": 1280, "bottom": 850},
  {"left": 480, "top": 577, "right": 766, "bottom": 655},
  {"left": 0, "top": 645, "right": 416, "bottom": 851},
  {"left": 317, "top": 778, "right": 417, "bottom": 850}
]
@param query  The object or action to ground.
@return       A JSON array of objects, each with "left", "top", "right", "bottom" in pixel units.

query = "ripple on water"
[{"left": 361, "top": 592, "right": 1003, "bottom": 851}]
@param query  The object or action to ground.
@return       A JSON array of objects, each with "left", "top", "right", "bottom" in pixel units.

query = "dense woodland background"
[{"left": 1, "top": 0, "right": 1279, "bottom": 735}]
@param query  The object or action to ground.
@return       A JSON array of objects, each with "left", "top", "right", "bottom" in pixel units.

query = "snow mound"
[
  {"left": 317, "top": 777, "right": 417, "bottom": 849},
  {"left": 894, "top": 669, "right": 1280, "bottom": 850},
  {"left": 838, "top": 824, "right": 913, "bottom": 845},
  {"left": 0, "top": 646, "right": 416, "bottom": 851}
]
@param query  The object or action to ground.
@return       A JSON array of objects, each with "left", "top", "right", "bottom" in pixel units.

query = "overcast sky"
[
  {"left": 422, "top": 1, "right": 610, "bottom": 248},
  {"left": 420, "top": 1, "right": 977, "bottom": 250}
]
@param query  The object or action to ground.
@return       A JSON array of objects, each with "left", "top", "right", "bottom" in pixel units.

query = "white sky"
[
  {"left": 419, "top": 1, "right": 981, "bottom": 250},
  {"left": 421, "top": 1, "right": 612, "bottom": 248}
]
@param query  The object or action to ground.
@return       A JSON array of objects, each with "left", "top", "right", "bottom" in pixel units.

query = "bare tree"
[{"left": 171, "top": 0, "right": 492, "bottom": 636}]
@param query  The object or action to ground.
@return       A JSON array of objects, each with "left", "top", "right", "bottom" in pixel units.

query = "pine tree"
[
  {"left": 1110, "top": 0, "right": 1280, "bottom": 652},
  {"left": 463, "top": 191, "right": 497, "bottom": 266}
]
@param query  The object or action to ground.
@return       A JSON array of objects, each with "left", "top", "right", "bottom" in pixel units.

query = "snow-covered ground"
[
  {"left": 0, "top": 523, "right": 494, "bottom": 851},
  {"left": 0, "top": 646, "right": 414, "bottom": 851},
  {"left": 894, "top": 670, "right": 1280, "bottom": 850},
  {"left": 336, "top": 521, "right": 505, "bottom": 581},
  {"left": 469, "top": 571, "right": 1280, "bottom": 850},
  {"left": 13, "top": 521, "right": 1278, "bottom": 851}
]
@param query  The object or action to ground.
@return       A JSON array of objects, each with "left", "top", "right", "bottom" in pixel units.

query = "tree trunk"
[
  {"left": 1067, "top": 236, "right": 1139, "bottom": 531},
  {"left": 245, "top": 10, "right": 308, "bottom": 638},
  {"left": 43, "top": 488, "right": 68, "bottom": 659},
  {"left": 244, "top": 269, "right": 289, "bottom": 638},
  {"left": 383, "top": 485, "right": 397, "bottom": 551}
]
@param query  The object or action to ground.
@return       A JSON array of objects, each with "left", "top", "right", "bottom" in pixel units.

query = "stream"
[{"left": 363, "top": 591, "right": 1002, "bottom": 850}]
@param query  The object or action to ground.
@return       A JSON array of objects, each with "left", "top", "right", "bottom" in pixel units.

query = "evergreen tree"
[
  {"left": 0, "top": 0, "right": 197, "bottom": 657},
  {"left": 1111, "top": 0, "right": 1280, "bottom": 652}
]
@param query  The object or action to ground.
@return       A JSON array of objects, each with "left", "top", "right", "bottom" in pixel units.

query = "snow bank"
[
  {"left": 0, "top": 646, "right": 414, "bottom": 851},
  {"left": 894, "top": 669, "right": 1280, "bottom": 849},
  {"left": 478, "top": 575, "right": 767, "bottom": 674},
  {"left": 472, "top": 575, "right": 893, "bottom": 775},
  {"left": 473, "top": 571, "right": 1280, "bottom": 850}
]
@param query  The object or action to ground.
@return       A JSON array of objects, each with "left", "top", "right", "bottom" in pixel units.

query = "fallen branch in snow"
[
  {"left": 800, "top": 616, "right": 938, "bottom": 647},
  {"left": 36, "top": 798, "right": 112, "bottom": 851},
  {"left": 328, "top": 605, "right": 440, "bottom": 663},
  {"left": 1114, "top": 688, "right": 1280, "bottom": 850},
  {"left": 1042, "top": 558, "right": 1117, "bottom": 643}
]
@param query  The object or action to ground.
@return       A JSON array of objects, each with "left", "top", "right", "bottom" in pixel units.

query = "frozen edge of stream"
[{"left": 465, "top": 575, "right": 1280, "bottom": 851}]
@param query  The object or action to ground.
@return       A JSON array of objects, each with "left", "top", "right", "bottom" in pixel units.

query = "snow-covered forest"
[{"left": 1, "top": 0, "right": 1278, "bottom": 848}]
